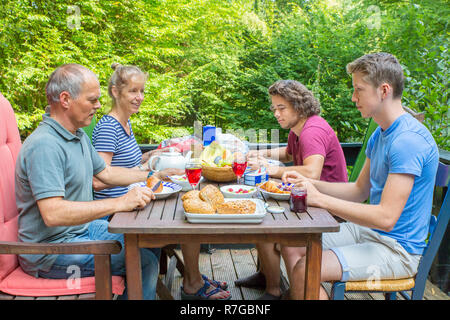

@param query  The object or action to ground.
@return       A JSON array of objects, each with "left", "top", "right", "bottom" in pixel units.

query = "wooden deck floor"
[{"left": 158, "top": 248, "right": 449, "bottom": 301}]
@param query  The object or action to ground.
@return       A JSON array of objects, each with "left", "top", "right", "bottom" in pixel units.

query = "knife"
[{"left": 151, "top": 180, "right": 162, "bottom": 192}]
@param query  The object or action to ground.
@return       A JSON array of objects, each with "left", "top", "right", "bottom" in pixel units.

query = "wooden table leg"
[
  {"left": 124, "top": 234, "right": 143, "bottom": 300},
  {"left": 304, "top": 234, "right": 322, "bottom": 300},
  {"left": 94, "top": 255, "right": 112, "bottom": 300}
]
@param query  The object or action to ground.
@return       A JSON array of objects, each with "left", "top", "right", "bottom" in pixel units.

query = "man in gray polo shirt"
[{"left": 15, "top": 64, "right": 161, "bottom": 300}]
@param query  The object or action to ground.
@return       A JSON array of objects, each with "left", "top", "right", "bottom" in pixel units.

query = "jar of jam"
[{"left": 289, "top": 186, "right": 307, "bottom": 213}]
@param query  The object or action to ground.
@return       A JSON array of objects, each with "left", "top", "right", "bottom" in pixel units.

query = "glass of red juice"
[
  {"left": 290, "top": 186, "right": 307, "bottom": 213},
  {"left": 185, "top": 160, "right": 202, "bottom": 190},
  {"left": 232, "top": 155, "right": 247, "bottom": 185}
]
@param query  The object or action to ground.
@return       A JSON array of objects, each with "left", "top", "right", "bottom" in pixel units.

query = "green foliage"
[
  {"left": 0, "top": 0, "right": 448, "bottom": 150},
  {"left": 403, "top": 44, "right": 449, "bottom": 149}
]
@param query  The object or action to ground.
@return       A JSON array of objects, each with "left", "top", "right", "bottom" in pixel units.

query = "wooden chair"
[
  {"left": 331, "top": 161, "right": 450, "bottom": 300},
  {"left": 0, "top": 94, "right": 125, "bottom": 300}
]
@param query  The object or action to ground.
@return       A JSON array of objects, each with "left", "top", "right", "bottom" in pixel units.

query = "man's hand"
[
  {"left": 293, "top": 179, "right": 323, "bottom": 208},
  {"left": 119, "top": 186, "right": 155, "bottom": 212},
  {"left": 281, "top": 170, "right": 308, "bottom": 184}
]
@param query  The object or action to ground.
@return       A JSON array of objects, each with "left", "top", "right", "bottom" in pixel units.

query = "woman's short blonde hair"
[{"left": 346, "top": 52, "right": 404, "bottom": 99}]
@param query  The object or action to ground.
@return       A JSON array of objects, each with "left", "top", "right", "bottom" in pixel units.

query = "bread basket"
[{"left": 201, "top": 165, "right": 236, "bottom": 182}]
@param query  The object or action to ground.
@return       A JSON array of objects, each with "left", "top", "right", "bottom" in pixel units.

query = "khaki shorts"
[{"left": 323, "top": 222, "right": 421, "bottom": 282}]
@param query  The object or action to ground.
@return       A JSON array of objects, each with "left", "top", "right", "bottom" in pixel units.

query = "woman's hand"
[
  {"left": 247, "top": 155, "right": 269, "bottom": 171},
  {"left": 155, "top": 168, "right": 185, "bottom": 179}
]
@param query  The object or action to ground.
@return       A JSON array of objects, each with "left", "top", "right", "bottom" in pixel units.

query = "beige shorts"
[{"left": 323, "top": 222, "right": 421, "bottom": 282}]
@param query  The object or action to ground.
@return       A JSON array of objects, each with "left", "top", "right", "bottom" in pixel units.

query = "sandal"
[
  {"left": 181, "top": 280, "right": 232, "bottom": 300},
  {"left": 201, "top": 274, "right": 228, "bottom": 290}
]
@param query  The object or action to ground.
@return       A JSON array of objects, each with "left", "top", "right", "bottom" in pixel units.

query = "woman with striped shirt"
[
  {"left": 93, "top": 64, "right": 231, "bottom": 300},
  {"left": 92, "top": 64, "right": 181, "bottom": 199}
]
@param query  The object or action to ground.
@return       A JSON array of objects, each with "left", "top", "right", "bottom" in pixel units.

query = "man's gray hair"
[{"left": 45, "top": 64, "right": 98, "bottom": 104}]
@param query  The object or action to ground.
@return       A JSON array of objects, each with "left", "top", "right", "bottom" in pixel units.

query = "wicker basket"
[{"left": 201, "top": 165, "right": 236, "bottom": 182}]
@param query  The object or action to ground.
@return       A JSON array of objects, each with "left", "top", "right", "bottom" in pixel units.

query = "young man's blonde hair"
[{"left": 346, "top": 52, "right": 405, "bottom": 99}]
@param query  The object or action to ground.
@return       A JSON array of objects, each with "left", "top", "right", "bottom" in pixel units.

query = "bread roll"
[
  {"left": 216, "top": 200, "right": 256, "bottom": 214},
  {"left": 181, "top": 190, "right": 201, "bottom": 201},
  {"left": 146, "top": 175, "right": 163, "bottom": 193},
  {"left": 260, "top": 180, "right": 290, "bottom": 194},
  {"left": 199, "top": 185, "right": 224, "bottom": 210},
  {"left": 183, "top": 198, "right": 215, "bottom": 214}
]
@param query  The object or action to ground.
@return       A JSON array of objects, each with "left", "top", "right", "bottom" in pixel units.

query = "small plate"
[
  {"left": 168, "top": 174, "right": 205, "bottom": 192},
  {"left": 220, "top": 185, "right": 257, "bottom": 198},
  {"left": 258, "top": 188, "right": 290, "bottom": 201},
  {"left": 128, "top": 181, "right": 182, "bottom": 199},
  {"left": 265, "top": 204, "right": 285, "bottom": 214}
]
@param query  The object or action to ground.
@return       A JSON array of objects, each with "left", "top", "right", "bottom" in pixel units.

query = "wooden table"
[{"left": 108, "top": 181, "right": 339, "bottom": 300}]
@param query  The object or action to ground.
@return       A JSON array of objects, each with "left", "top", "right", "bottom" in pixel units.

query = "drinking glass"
[
  {"left": 289, "top": 186, "right": 307, "bottom": 213},
  {"left": 185, "top": 160, "right": 202, "bottom": 190},
  {"left": 232, "top": 154, "right": 247, "bottom": 185}
]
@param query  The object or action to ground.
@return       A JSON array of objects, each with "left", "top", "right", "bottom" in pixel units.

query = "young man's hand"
[{"left": 281, "top": 170, "right": 307, "bottom": 184}]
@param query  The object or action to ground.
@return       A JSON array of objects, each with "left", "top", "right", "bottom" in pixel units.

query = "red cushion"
[
  {"left": 0, "top": 217, "right": 19, "bottom": 281},
  {"left": 0, "top": 267, "right": 125, "bottom": 297},
  {"left": 0, "top": 93, "right": 21, "bottom": 224}
]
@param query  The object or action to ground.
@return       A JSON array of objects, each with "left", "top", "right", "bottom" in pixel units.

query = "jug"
[{"left": 148, "top": 147, "right": 193, "bottom": 171}]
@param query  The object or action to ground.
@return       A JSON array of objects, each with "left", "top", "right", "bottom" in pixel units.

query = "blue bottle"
[{"left": 202, "top": 125, "right": 216, "bottom": 146}]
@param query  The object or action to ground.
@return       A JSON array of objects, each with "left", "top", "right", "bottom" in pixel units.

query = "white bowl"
[
  {"left": 220, "top": 185, "right": 257, "bottom": 198},
  {"left": 128, "top": 181, "right": 182, "bottom": 199},
  {"left": 258, "top": 188, "right": 290, "bottom": 201},
  {"left": 168, "top": 174, "right": 205, "bottom": 191}
]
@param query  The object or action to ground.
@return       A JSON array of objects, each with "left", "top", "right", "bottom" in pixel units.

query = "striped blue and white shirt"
[{"left": 92, "top": 114, "right": 142, "bottom": 200}]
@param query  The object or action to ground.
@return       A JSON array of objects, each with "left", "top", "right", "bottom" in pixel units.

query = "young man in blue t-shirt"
[{"left": 282, "top": 52, "right": 439, "bottom": 300}]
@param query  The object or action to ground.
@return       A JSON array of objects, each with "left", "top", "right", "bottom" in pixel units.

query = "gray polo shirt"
[{"left": 15, "top": 114, "right": 106, "bottom": 276}]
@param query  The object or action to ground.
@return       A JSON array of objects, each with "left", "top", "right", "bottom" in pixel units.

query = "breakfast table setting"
[{"left": 108, "top": 137, "right": 340, "bottom": 300}]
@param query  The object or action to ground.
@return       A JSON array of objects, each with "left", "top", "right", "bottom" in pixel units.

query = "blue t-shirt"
[
  {"left": 366, "top": 113, "right": 439, "bottom": 255},
  {"left": 92, "top": 115, "right": 142, "bottom": 199}
]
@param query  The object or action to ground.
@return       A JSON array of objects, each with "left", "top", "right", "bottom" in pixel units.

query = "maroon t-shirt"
[{"left": 286, "top": 115, "right": 348, "bottom": 182}]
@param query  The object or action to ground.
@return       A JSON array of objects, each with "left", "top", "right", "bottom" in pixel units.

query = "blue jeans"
[{"left": 38, "top": 220, "right": 161, "bottom": 300}]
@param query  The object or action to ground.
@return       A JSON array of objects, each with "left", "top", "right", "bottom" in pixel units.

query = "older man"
[{"left": 15, "top": 64, "right": 161, "bottom": 299}]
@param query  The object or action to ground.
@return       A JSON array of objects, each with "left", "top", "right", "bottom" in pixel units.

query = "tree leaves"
[{"left": 0, "top": 0, "right": 447, "bottom": 149}]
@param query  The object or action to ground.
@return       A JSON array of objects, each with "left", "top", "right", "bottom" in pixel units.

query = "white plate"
[
  {"left": 220, "top": 185, "right": 257, "bottom": 198},
  {"left": 185, "top": 198, "right": 266, "bottom": 224},
  {"left": 168, "top": 174, "right": 204, "bottom": 191},
  {"left": 128, "top": 181, "right": 182, "bottom": 199},
  {"left": 258, "top": 187, "right": 291, "bottom": 201}
]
